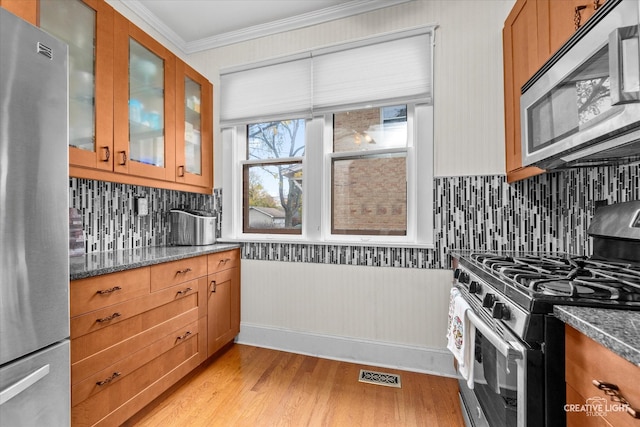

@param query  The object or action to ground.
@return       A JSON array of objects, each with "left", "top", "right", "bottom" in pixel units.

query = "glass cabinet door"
[
  {"left": 128, "top": 39, "right": 165, "bottom": 168},
  {"left": 176, "top": 60, "right": 212, "bottom": 189},
  {"left": 113, "top": 13, "right": 175, "bottom": 181},
  {"left": 40, "top": 0, "right": 114, "bottom": 171},
  {"left": 184, "top": 76, "right": 201, "bottom": 175}
]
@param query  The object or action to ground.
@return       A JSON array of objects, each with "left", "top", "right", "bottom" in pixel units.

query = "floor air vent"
[{"left": 358, "top": 369, "right": 401, "bottom": 388}]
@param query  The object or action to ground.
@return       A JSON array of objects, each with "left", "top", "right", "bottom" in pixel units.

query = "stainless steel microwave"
[{"left": 521, "top": 0, "right": 640, "bottom": 170}]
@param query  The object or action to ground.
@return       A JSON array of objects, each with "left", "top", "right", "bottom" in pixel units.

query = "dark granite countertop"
[
  {"left": 70, "top": 243, "right": 242, "bottom": 280},
  {"left": 554, "top": 305, "right": 640, "bottom": 367}
]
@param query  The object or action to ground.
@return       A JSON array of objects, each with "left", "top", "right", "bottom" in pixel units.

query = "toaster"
[{"left": 169, "top": 209, "right": 216, "bottom": 246}]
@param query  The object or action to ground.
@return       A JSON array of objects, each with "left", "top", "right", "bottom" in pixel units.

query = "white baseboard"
[{"left": 236, "top": 323, "right": 457, "bottom": 378}]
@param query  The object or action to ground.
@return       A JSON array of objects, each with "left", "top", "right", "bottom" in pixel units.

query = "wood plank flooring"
[{"left": 124, "top": 344, "right": 465, "bottom": 427}]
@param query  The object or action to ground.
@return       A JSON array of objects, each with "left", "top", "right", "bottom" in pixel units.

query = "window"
[
  {"left": 331, "top": 105, "right": 408, "bottom": 236},
  {"left": 220, "top": 27, "right": 435, "bottom": 247},
  {"left": 243, "top": 120, "right": 305, "bottom": 233}
]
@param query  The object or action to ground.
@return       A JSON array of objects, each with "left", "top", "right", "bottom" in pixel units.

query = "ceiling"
[{"left": 120, "top": 0, "right": 411, "bottom": 54}]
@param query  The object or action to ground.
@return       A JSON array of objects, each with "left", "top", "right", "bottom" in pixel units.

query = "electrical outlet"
[{"left": 136, "top": 197, "right": 149, "bottom": 216}]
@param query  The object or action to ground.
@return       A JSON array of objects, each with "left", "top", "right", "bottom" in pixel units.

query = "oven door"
[{"left": 457, "top": 310, "right": 529, "bottom": 427}]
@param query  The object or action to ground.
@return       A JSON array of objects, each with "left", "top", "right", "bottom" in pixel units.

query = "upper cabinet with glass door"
[
  {"left": 113, "top": 12, "right": 176, "bottom": 182},
  {"left": 176, "top": 60, "right": 213, "bottom": 189},
  {"left": 40, "top": 0, "right": 114, "bottom": 171}
]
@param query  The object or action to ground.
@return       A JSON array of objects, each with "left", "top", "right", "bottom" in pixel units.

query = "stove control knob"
[
  {"left": 492, "top": 302, "right": 511, "bottom": 320},
  {"left": 469, "top": 281, "right": 482, "bottom": 294},
  {"left": 458, "top": 271, "right": 470, "bottom": 284},
  {"left": 454, "top": 268, "right": 462, "bottom": 279},
  {"left": 482, "top": 293, "right": 496, "bottom": 308}
]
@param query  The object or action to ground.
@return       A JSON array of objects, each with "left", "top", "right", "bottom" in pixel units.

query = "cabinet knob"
[
  {"left": 119, "top": 151, "right": 127, "bottom": 165},
  {"left": 210, "top": 280, "right": 217, "bottom": 293},
  {"left": 178, "top": 165, "right": 185, "bottom": 177}
]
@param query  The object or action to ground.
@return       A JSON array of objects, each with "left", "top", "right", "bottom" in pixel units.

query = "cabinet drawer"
[
  {"left": 150, "top": 255, "right": 207, "bottom": 291},
  {"left": 72, "top": 319, "right": 199, "bottom": 407},
  {"left": 565, "top": 325, "right": 640, "bottom": 427},
  {"left": 72, "top": 307, "right": 198, "bottom": 385},
  {"left": 208, "top": 249, "right": 240, "bottom": 274},
  {"left": 71, "top": 278, "right": 200, "bottom": 339},
  {"left": 71, "top": 333, "right": 200, "bottom": 427},
  {"left": 71, "top": 289, "right": 198, "bottom": 364},
  {"left": 70, "top": 268, "right": 150, "bottom": 317}
]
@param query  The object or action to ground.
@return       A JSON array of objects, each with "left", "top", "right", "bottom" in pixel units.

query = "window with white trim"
[{"left": 220, "top": 27, "right": 435, "bottom": 247}]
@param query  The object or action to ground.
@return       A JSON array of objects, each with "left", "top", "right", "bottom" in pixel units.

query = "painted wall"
[{"left": 186, "top": 0, "right": 516, "bottom": 181}]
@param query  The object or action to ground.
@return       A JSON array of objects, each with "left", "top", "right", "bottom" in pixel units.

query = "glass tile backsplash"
[{"left": 70, "top": 163, "right": 638, "bottom": 269}]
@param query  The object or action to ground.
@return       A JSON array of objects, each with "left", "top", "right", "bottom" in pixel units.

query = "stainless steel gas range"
[{"left": 450, "top": 201, "right": 640, "bottom": 427}]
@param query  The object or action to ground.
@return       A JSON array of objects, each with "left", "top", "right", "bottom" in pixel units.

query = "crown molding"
[{"left": 120, "top": 0, "right": 413, "bottom": 55}]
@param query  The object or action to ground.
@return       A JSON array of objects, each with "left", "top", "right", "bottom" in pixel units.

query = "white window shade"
[
  {"left": 219, "top": 28, "right": 433, "bottom": 125},
  {"left": 220, "top": 56, "right": 312, "bottom": 126},
  {"left": 312, "top": 33, "right": 432, "bottom": 111}
]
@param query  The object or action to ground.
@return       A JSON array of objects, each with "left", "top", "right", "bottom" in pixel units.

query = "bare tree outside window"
[{"left": 244, "top": 120, "right": 305, "bottom": 233}]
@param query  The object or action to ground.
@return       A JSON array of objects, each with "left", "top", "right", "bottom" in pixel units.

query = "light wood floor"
[{"left": 124, "top": 344, "right": 465, "bottom": 427}]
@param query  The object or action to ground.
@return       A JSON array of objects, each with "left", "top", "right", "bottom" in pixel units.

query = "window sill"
[{"left": 217, "top": 237, "right": 435, "bottom": 250}]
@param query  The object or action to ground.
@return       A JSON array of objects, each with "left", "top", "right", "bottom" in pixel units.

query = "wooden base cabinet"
[
  {"left": 69, "top": 251, "right": 240, "bottom": 426},
  {"left": 565, "top": 325, "right": 640, "bottom": 427},
  {"left": 207, "top": 249, "right": 241, "bottom": 357},
  {"left": 70, "top": 258, "right": 209, "bottom": 427}
]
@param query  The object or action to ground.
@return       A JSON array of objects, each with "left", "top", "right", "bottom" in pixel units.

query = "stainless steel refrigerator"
[{"left": 0, "top": 8, "right": 70, "bottom": 426}]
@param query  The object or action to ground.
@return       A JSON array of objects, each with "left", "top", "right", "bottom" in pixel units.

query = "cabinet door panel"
[
  {"left": 40, "top": 0, "right": 114, "bottom": 171},
  {"left": 503, "top": 0, "right": 545, "bottom": 181},
  {"left": 176, "top": 59, "right": 213, "bottom": 189},
  {"left": 207, "top": 267, "right": 240, "bottom": 357},
  {"left": 113, "top": 11, "right": 175, "bottom": 182},
  {"left": 0, "top": 0, "right": 37, "bottom": 25}
]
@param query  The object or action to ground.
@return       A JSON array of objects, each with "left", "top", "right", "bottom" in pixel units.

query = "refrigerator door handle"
[{"left": 0, "top": 365, "right": 50, "bottom": 405}]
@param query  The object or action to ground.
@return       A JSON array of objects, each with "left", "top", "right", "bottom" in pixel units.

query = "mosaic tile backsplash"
[
  {"left": 70, "top": 163, "right": 639, "bottom": 269},
  {"left": 69, "top": 179, "right": 221, "bottom": 253}
]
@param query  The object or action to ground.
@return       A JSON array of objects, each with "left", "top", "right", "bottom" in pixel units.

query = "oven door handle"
[{"left": 466, "top": 309, "right": 523, "bottom": 361}]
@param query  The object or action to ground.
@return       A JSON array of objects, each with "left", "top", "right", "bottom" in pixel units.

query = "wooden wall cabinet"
[
  {"left": 20, "top": 0, "right": 214, "bottom": 194},
  {"left": 502, "top": 0, "right": 607, "bottom": 183},
  {"left": 565, "top": 325, "right": 640, "bottom": 427},
  {"left": 207, "top": 249, "right": 241, "bottom": 357},
  {"left": 0, "top": 0, "right": 37, "bottom": 24}
]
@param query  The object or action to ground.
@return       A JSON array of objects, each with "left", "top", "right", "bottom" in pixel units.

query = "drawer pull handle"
[
  {"left": 176, "top": 331, "right": 192, "bottom": 341},
  {"left": 119, "top": 151, "right": 127, "bottom": 166},
  {"left": 96, "top": 312, "right": 121, "bottom": 323},
  {"left": 96, "top": 286, "right": 122, "bottom": 295},
  {"left": 218, "top": 258, "right": 231, "bottom": 265},
  {"left": 593, "top": 380, "right": 640, "bottom": 418},
  {"left": 210, "top": 280, "right": 217, "bottom": 293},
  {"left": 96, "top": 372, "right": 121, "bottom": 386},
  {"left": 177, "top": 287, "right": 193, "bottom": 295},
  {"left": 177, "top": 165, "right": 185, "bottom": 177},
  {"left": 102, "top": 146, "right": 110, "bottom": 162},
  {"left": 176, "top": 268, "right": 192, "bottom": 275}
]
